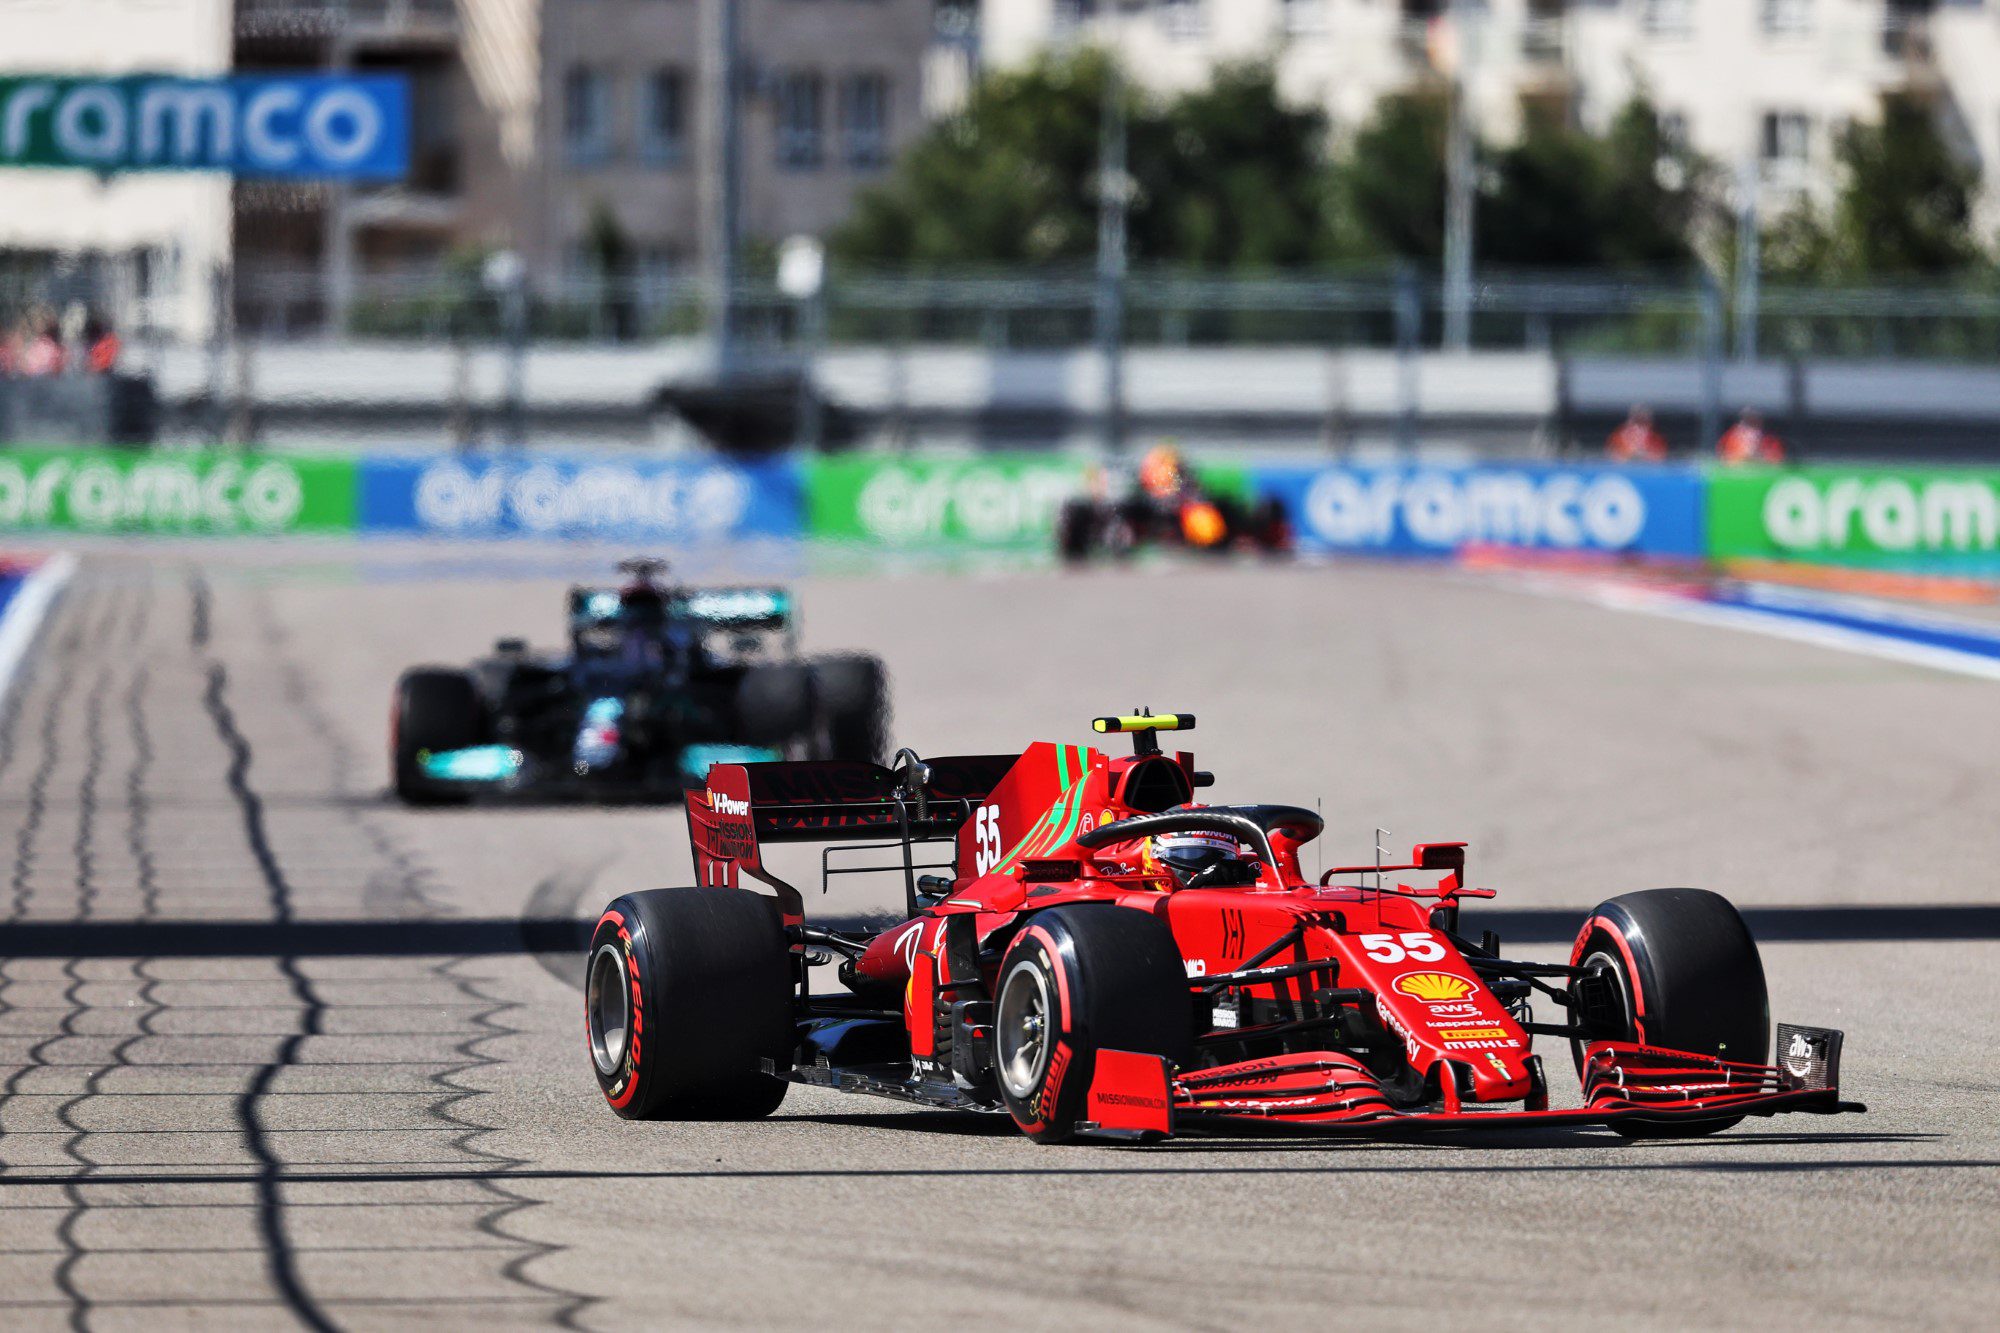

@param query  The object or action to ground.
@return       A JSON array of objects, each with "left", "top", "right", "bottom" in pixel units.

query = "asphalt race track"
[{"left": 1, "top": 544, "right": 1996, "bottom": 1329}]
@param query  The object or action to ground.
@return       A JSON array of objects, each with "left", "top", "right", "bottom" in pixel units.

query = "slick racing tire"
[
  {"left": 391, "top": 668, "right": 485, "bottom": 806},
  {"left": 1250, "top": 496, "right": 1292, "bottom": 555},
  {"left": 734, "top": 662, "right": 817, "bottom": 746},
  {"left": 1571, "top": 887, "right": 1769, "bottom": 1139},
  {"left": 993, "top": 906, "right": 1192, "bottom": 1145},
  {"left": 1056, "top": 498, "right": 1097, "bottom": 564},
  {"left": 586, "top": 888, "right": 792, "bottom": 1120},
  {"left": 811, "top": 653, "right": 891, "bottom": 763}
]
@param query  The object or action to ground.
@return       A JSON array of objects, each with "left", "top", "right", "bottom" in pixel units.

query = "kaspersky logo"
[
  {"left": 1393, "top": 972, "right": 1475, "bottom": 1002},
  {"left": 708, "top": 791, "right": 750, "bottom": 817}
]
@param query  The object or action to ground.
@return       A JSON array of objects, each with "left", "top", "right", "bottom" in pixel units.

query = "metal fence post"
[
  {"left": 1698, "top": 270, "right": 1724, "bottom": 455},
  {"left": 1394, "top": 264, "right": 1421, "bottom": 454}
]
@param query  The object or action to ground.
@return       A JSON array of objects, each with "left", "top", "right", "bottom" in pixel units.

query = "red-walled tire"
[
  {"left": 586, "top": 888, "right": 793, "bottom": 1120},
  {"left": 1570, "top": 887, "right": 1769, "bottom": 1139},
  {"left": 992, "top": 906, "right": 1192, "bottom": 1145}
]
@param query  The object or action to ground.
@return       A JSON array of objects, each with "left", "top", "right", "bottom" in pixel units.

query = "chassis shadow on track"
[
  {"left": 1115, "top": 1127, "right": 1939, "bottom": 1155},
  {"left": 764, "top": 1105, "right": 1938, "bottom": 1154},
  {"left": 1, "top": 1152, "right": 1987, "bottom": 1193}
]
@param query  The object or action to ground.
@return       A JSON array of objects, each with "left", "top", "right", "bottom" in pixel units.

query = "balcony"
[
  {"left": 1520, "top": 16, "right": 1568, "bottom": 69},
  {"left": 235, "top": 0, "right": 457, "bottom": 49},
  {"left": 1881, "top": 12, "right": 1934, "bottom": 62}
]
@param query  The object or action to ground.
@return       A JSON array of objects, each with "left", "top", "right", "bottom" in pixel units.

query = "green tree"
[
  {"left": 833, "top": 55, "right": 1326, "bottom": 270},
  {"left": 1320, "top": 93, "right": 1448, "bottom": 261},
  {"left": 1479, "top": 107, "right": 1607, "bottom": 267},
  {"left": 833, "top": 51, "right": 1128, "bottom": 268},
  {"left": 1132, "top": 64, "right": 1327, "bottom": 268},
  {"left": 1830, "top": 94, "right": 1981, "bottom": 276},
  {"left": 1595, "top": 98, "right": 1712, "bottom": 268}
]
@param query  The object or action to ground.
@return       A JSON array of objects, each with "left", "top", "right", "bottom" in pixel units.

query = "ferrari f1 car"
[
  {"left": 1057, "top": 446, "right": 1290, "bottom": 563},
  {"left": 585, "top": 713, "right": 1858, "bottom": 1141},
  {"left": 391, "top": 558, "right": 888, "bottom": 803}
]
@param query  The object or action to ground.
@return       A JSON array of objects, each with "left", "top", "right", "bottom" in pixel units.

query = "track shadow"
[
  {"left": 12, "top": 903, "right": 1997, "bottom": 961},
  {"left": 1, "top": 1157, "right": 1992, "bottom": 1190}
]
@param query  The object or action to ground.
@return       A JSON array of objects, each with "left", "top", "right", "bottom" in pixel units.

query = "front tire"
[
  {"left": 391, "top": 668, "right": 485, "bottom": 805},
  {"left": 1571, "top": 887, "right": 1769, "bottom": 1138},
  {"left": 586, "top": 888, "right": 793, "bottom": 1120},
  {"left": 993, "top": 906, "right": 1192, "bottom": 1144},
  {"left": 1056, "top": 498, "right": 1097, "bottom": 564}
]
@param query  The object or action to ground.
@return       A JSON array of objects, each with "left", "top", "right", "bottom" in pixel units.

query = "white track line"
[
  {"left": 1487, "top": 569, "right": 2000, "bottom": 683},
  {"left": 0, "top": 553, "right": 78, "bottom": 709}
]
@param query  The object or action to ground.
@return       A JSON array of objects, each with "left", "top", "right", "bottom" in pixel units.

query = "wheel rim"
[
  {"left": 996, "top": 961, "right": 1054, "bottom": 1101},
  {"left": 1581, "top": 947, "right": 1636, "bottom": 1042},
  {"left": 586, "top": 942, "right": 631, "bottom": 1077}
]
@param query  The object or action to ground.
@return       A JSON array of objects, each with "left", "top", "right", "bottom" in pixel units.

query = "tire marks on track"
[{"left": 0, "top": 559, "right": 592, "bottom": 1328}]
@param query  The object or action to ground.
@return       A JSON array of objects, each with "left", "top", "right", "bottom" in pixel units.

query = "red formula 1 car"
[{"left": 585, "top": 714, "right": 1859, "bottom": 1142}]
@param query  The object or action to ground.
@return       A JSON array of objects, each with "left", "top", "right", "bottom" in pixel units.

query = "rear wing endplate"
[{"left": 685, "top": 755, "right": 1016, "bottom": 920}]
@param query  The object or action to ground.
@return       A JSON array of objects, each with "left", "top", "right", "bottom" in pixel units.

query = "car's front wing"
[{"left": 1119, "top": 1024, "right": 1861, "bottom": 1138}]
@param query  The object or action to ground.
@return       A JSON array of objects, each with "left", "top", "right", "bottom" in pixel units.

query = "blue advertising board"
[
  {"left": 1253, "top": 463, "right": 1705, "bottom": 558},
  {"left": 0, "top": 74, "right": 409, "bottom": 178},
  {"left": 359, "top": 455, "right": 803, "bottom": 541}
]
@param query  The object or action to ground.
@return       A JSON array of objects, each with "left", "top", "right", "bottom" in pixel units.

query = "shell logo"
[{"left": 1394, "top": 971, "right": 1474, "bottom": 1001}]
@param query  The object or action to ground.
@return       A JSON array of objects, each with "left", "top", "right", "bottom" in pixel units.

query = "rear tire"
[
  {"left": 734, "top": 663, "right": 816, "bottom": 745},
  {"left": 993, "top": 906, "right": 1192, "bottom": 1144},
  {"left": 1570, "top": 887, "right": 1769, "bottom": 1138},
  {"left": 391, "top": 668, "right": 485, "bottom": 805},
  {"left": 586, "top": 888, "right": 793, "bottom": 1120},
  {"left": 811, "top": 653, "right": 890, "bottom": 763}
]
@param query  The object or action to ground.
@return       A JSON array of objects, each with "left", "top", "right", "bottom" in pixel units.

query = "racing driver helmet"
[{"left": 1143, "top": 818, "right": 1257, "bottom": 889}]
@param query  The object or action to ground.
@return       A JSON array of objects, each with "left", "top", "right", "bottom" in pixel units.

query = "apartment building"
[
  {"left": 230, "top": 0, "right": 934, "bottom": 330},
  {"left": 982, "top": 0, "right": 2000, "bottom": 219},
  {"left": 0, "top": 0, "right": 235, "bottom": 339}
]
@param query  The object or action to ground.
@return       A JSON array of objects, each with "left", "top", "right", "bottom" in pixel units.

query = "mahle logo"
[
  {"left": 1763, "top": 475, "right": 2000, "bottom": 553},
  {"left": 856, "top": 464, "right": 1078, "bottom": 545}
]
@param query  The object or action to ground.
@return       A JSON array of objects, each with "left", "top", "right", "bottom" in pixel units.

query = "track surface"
[{"left": 1, "top": 547, "right": 1996, "bottom": 1329}]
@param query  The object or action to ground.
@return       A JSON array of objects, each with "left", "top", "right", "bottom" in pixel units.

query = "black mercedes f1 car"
[{"left": 390, "top": 558, "right": 889, "bottom": 804}]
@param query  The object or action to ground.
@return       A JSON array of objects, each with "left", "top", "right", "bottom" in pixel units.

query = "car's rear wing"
[{"left": 685, "top": 754, "right": 1016, "bottom": 921}]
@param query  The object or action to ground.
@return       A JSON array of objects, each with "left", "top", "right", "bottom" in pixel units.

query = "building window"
[
  {"left": 1283, "top": 0, "right": 1328, "bottom": 36},
  {"left": 1158, "top": 0, "right": 1205, "bottom": 41},
  {"left": 1760, "top": 110, "right": 1812, "bottom": 178},
  {"left": 564, "top": 66, "right": 612, "bottom": 166},
  {"left": 1760, "top": 0, "right": 1812, "bottom": 37},
  {"left": 776, "top": 71, "right": 824, "bottom": 170},
  {"left": 1657, "top": 110, "right": 1689, "bottom": 154},
  {"left": 1640, "top": 0, "right": 1694, "bottom": 37},
  {"left": 840, "top": 73, "right": 889, "bottom": 168},
  {"left": 1052, "top": 0, "right": 1097, "bottom": 34},
  {"left": 640, "top": 67, "right": 687, "bottom": 166}
]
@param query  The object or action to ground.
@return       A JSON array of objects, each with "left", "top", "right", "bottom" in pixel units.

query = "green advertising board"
[
  {"left": 807, "top": 455, "right": 1088, "bottom": 547},
  {"left": 806, "top": 454, "right": 1252, "bottom": 548},
  {"left": 1708, "top": 466, "right": 2000, "bottom": 566},
  {"left": 0, "top": 450, "right": 358, "bottom": 535}
]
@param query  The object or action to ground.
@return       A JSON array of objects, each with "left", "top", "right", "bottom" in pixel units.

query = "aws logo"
[{"left": 1393, "top": 971, "right": 1474, "bottom": 1002}]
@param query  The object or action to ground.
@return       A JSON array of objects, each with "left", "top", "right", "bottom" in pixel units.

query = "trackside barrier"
[
  {"left": 357, "top": 454, "right": 801, "bottom": 541},
  {"left": 1250, "top": 462, "right": 1706, "bottom": 558},
  {"left": 0, "top": 448, "right": 358, "bottom": 535},
  {"left": 1706, "top": 465, "right": 2000, "bottom": 573}
]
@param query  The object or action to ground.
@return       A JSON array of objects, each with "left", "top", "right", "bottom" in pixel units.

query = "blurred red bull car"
[{"left": 1057, "top": 445, "right": 1290, "bottom": 563}]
